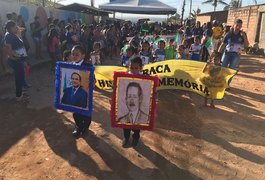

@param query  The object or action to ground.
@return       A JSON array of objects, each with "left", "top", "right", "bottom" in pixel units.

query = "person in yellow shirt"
[{"left": 212, "top": 20, "right": 223, "bottom": 51}]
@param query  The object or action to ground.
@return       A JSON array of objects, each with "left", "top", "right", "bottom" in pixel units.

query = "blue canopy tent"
[{"left": 99, "top": 0, "right": 176, "bottom": 15}]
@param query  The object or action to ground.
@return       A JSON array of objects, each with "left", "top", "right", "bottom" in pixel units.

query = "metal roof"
[{"left": 58, "top": 3, "right": 111, "bottom": 16}]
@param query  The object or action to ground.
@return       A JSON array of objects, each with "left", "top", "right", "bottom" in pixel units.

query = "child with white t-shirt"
[
  {"left": 139, "top": 40, "right": 152, "bottom": 65},
  {"left": 153, "top": 40, "right": 166, "bottom": 62},
  {"left": 190, "top": 36, "right": 202, "bottom": 61}
]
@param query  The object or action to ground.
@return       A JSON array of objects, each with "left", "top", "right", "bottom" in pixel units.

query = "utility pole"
[
  {"left": 189, "top": 0, "right": 192, "bottom": 18},
  {"left": 175, "top": 8, "right": 177, "bottom": 25},
  {"left": 237, "top": 0, "right": 242, "bottom": 7},
  {"left": 181, "top": 0, "right": 185, "bottom": 25}
]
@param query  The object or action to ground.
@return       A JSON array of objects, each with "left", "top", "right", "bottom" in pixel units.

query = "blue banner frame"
[{"left": 54, "top": 62, "right": 94, "bottom": 116}]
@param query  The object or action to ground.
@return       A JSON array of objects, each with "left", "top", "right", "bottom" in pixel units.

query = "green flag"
[
  {"left": 205, "top": 37, "right": 212, "bottom": 48},
  {"left": 205, "top": 37, "right": 212, "bottom": 53},
  {"left": 174, "top": 32, "right": 180, "bottom": 42},
  {"left": 153, "top": 37, "right": 165, "bottom": 45},
  {"left": 122, "top": 45, "right": 128, "bottom": 55}
]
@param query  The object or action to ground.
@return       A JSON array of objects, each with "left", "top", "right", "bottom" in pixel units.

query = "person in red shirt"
[{"left": 48, "top": 28, "right": 60, "bottom": 71}]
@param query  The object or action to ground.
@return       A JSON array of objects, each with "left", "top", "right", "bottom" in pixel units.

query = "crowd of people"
[
  {"left": 0, "top": 9, "right": 250, "bottom": 147},
  {"left": 119, "top": 19, "right": 248, "bottom": 66},
  {"left": 1, "top": 11, "right": 249, "bottom": 102},
  {"left": 118, "top": 19, "right": 248, "bottom": 109}
]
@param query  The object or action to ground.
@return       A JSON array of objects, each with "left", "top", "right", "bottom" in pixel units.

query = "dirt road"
[{"left": 0, "top": 55, "right": 265, "bottom": 179}]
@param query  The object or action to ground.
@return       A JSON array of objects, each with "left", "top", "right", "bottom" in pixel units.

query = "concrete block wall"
[
  {"left": 227, "top": 6, "right": 259, "bottom": 45},
  {"left": 196, "top": 5, "right": 265, "bottom": 48},
  {"left": 227, "top": 5, "right": 265, "bottom": 49},
  {"left": 196, "top": 11, "right": 228, "bottom": 25},
  {"left": 196, "top": 16, "right": 211, "bottom": 25},
  {"left": 258, "top": 6, "right": 265, "bottom": 49}
]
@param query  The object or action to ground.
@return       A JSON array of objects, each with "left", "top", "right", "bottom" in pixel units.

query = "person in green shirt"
[
  {"left": 165, "top": 39, "right": 176, "bottom": 60},
  {"left": 120, "top": 40, "right": 129, "bottom": 57}
]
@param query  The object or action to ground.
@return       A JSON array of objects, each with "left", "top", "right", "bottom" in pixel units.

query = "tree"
[
  {"left": 46, "top": 0, "right": 65, "bottom": 7},
  {"left": 190, "top": 8, "right": 201, "bottom": 19},
  {"left": 181, "top": 0, "right": 186, "bottom": 25},
  {"left": 228, "top": 0, "right": 257, "bottom": 10},
  {"left": 167, "top": 13, "right": 181, "bottom": 25},
  {"left": 171, "top": 13, "right": 181, "bottom": 19},
  {"left": 229, "top": 0, "right": 242, "bottom": 9},
  {"left": 19, "top": 0, "right": 64, "bottom": 7},
  {"left": 202, "top": 0, "right": 228, "bottom": 11}
]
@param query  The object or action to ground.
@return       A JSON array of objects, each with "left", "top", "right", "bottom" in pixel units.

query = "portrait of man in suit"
[
  {"left": 118, "top": 82, "right": 149, "bottom": 124},
  {"left": 61, "top": 72, "right": 88, "bottom": 108}
]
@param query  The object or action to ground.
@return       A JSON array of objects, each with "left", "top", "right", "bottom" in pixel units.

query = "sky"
[{"left": 60, "top": 0, "right": 265, "bottom": 20}]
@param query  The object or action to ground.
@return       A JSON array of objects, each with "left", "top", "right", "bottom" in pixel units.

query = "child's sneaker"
[
  {"left": 22, "top": 84, "right": 31, "bottom": 92},
  {"left": 16, "top": 95, "right": 29, "bottom": 102},
  {"left": 131, "top": 138, "right": 139, "bottom": 147},
  {"left": 122, "top": 138, "right": 129, "bottom": 148},
  {"left": 72, "top": 129, "right": 83, "bottom": 138}
]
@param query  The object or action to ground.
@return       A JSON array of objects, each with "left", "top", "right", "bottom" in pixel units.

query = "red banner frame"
[{"left": 110, "top": 72, "right": 159, "bottom": 131}]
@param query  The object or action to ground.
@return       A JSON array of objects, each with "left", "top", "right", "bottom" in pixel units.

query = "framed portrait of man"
[
  {"left": 110, "top": 72, "right": 159, "bottom": 130},
  {"left": 54, "top": 62, "right": 94, "bottom": 116}
]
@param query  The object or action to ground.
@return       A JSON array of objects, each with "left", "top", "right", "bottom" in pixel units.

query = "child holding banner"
[
  {"left": 122, "top": 56, "right": 146, "bottom": 147},
  {"left": 70, "top": 45, "right": 93, "bottom": 138},
  {"left": 203, "top": 51, "right": 223, "bottom": 108}
]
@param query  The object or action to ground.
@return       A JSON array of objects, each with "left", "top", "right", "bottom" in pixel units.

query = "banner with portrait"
[
  {"left": 94, "top": 60, "right": 237, "bottom": 99},
  {"left": 54, "top": 62, "right": 94, "bottom": 116},
  {"left": 110, "top": 72, "right": 159, "bottom": 130}
]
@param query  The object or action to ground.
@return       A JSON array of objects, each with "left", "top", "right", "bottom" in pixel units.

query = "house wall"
[
  {"left": 196, "top": 15, "right": 211, "bottom": 24},
  {"left": 227, "top": 6, "right": 258, "bottom": 46},
  {"left": 258, "top": 6, "right": 265, "bottom": 49},
  {"left": 0, "top": 1, "right": 89, "bottom": 54},
  {"left": 196, "top": 5, "right": 265, "bottom": 49},
  {"left": 196, "top": 11, "right": 228, "bottom": 25},
  {"left": 226, "top": 4, "right": 265, "bottom": 48}
]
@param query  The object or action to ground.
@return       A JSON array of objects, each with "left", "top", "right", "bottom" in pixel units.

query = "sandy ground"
[{"left": 0, "top": 54, "right": 265, "bottom": 180}]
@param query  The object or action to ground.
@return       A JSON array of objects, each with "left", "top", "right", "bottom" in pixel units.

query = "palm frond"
[
  {"left": 202, "top": 0, "right": 214, "bottom": 4},
  {"left": 218, "top": 0, "right": 228, "bottom": 5}
]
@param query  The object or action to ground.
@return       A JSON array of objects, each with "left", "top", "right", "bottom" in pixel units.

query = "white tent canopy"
[{"left": 99, "top": 0, "right": 176, "bottom": 15}]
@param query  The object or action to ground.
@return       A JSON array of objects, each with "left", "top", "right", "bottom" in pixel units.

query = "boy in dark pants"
[
  {"left": 123, "top": 129, "right": 140, "bottom": 147},
  {"left": 122, "top": 56, "right": 144, "bottom": 147},
  {"left": 72, "top": 113, "right": 91, "bottom": 137},
  {"left": 70, "top": 45, "right": 92, "bottom": 138}
]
